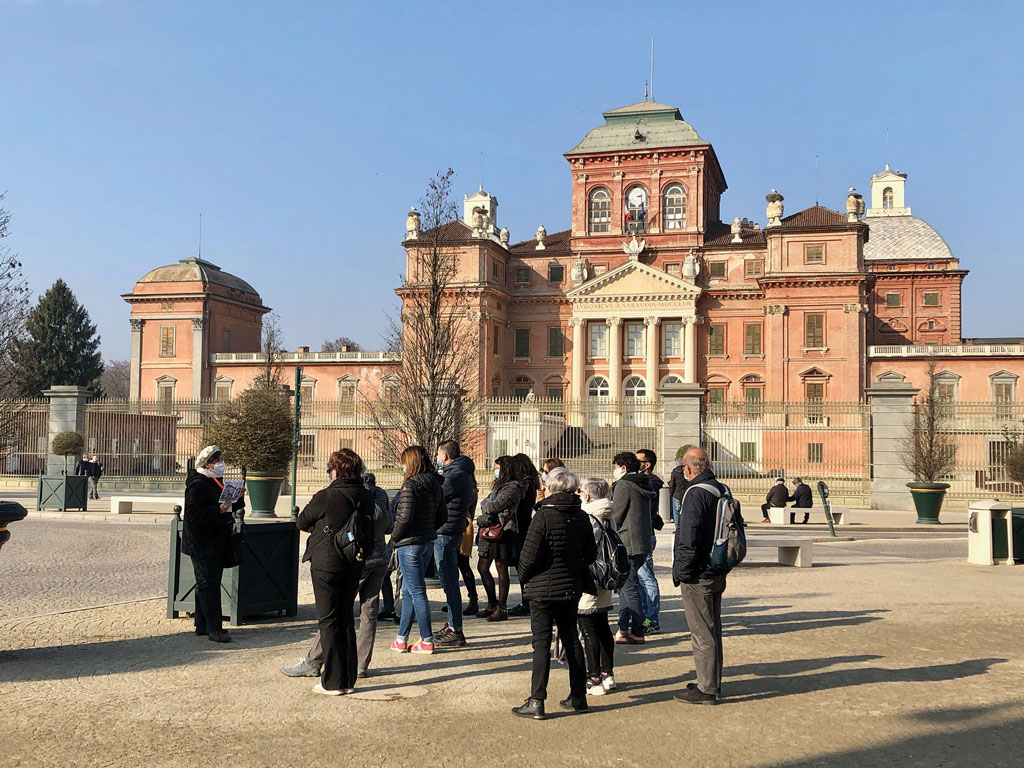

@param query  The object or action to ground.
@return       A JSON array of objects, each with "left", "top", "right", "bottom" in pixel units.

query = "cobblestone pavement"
[
  {"left": 0, "top": 520, "right": 169, "bottom": 620},
  {"left": 1, "top": 531, "right": 1022, "bottom": 767}
]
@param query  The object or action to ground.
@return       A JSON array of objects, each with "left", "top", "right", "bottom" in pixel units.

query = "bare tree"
[
  {"left": 901, "top": 358, "right": 956, "bottom": 483},
  {"left": 321, "top": 336, "right": 362, "bottom": 352},
  {"left": 257, "top": 313, "right": 286, "bottom": 390},
  {"left": 0, "top": 193, "right": 32, "bottom": 452},
  {"left": 366, "top": 169, "right": 478, "bottom": 459},
  {"left": 98, "top": 359, "right": 131, "bottom": 399}
]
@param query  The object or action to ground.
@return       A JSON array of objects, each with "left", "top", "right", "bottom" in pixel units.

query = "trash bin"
[{"left": 967, "top": 499, "right": 1015, "bottom": 566}]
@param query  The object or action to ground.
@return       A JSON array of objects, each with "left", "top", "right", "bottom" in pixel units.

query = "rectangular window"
[
  {"left": 740, "top": 442, "right": 757, "bottom": 463},
  {"left": 513, "top": 387, "right": 531, "bottom": 400},
  {"left": 492, "top": 262, "right": 499, "bottom": 280},
  {"left": 708, "top": 324, "right": 726, "bottom": 356},
  {"left": 626, "top": 323, "right": 644, "bottom": 357},
  {"left": 590, "top": 324, "right": 607, "bottom": 357},
  {"left": 221, "top": 328, "right": 231, "bottom": 352},
  {"left": 745, "top": 260, "right": 764, "bottom": 278},
  {"left": 709, "top": 261, "right": 727, "bottom": 279},
  {"left": 548, "top": 265, "right": 564, "bottom": 283},
  {"left": 300, "top": 383, "right": 315, "bottom": 404},
  {"left": 547, "top": 387, "right": 563, "bottom": 401},
  {"left": 383, "top": 381, "right": 399, "bottom": 404},
  {"left": 338, "top": 382, "right": 356, "bottom": 405},
  {"left": 743, "top": 323, "right": 762, "bottom": 355},
  {"left": 744, "top": 387, "right": 762, "bottom": 418},
  {"left": 515, "top": 267, "right": 530, "bottom": 284},
  {"left": 935, "top": 382, "right": 956, "bottom": 416},
  {"left": 994, "top": 382, "right": 1015, "bottom": 418},
  {"left": 807, "top": 442, "right": 824, "bottom": 463},
  {"left": 493, "top": 324, "right": 499, "bottom": 355},
  {"left": 708, "top": 387, "right": 725, "bottom": 413},
  {"left": 805, "top": 313, "right": 825, "bottom": 348},
  {"left": 885, "top": 292, "right": 901, "bottom": 307},
  {"left": 547, "top": 327, "right": 564, "bottom": 357},
  {"left": 804, "top": 244, "right": 824, "bottom": 264},
  {"left": 923, "top": 291, "right": 940, "bottom": 306},
  {"left": 159, "top": 325, "right": 175, "bottom": 357},
  {"left": 663, "top": 323, "right": 681, "bottom": 356},
  {"left": 806, "top": 382, "right": 825, "bottom": 423},
  {"left": 214, "top": 382, "right": 232, "bottom": 402},
  {"left": 514, "top": 328, "right": 530, "bottom": 358},
  {"left": 665, "top": 263, "right": 681, "bottom": 278}
]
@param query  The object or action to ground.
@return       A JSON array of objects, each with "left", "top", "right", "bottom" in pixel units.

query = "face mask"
[
  {"left": 494, "top": 468, "right": 501, "bottom": 479},
  {"left": 436, "top": 456, "right": 444, "bottom": 469},
  {"left": 613, "top": 466, "right": 625, "bottom": 481},
  {"left": 541, "top": 471, "right": 548, "bottom": 482},
  {"left": 401, "top": 466, "right": 407, "bottom": 475},
  {"left": 213, "top": 461, "right": 227, "bottom": 478}
]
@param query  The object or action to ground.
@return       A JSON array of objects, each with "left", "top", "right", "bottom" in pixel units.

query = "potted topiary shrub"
[
  {"left": 901, "top": 361, "right": 954, "bottom": 524},
  {"left": 37, "top": 430, "right": 89, "bottom": 512},
  {"left": 204, "top": 385, "right": 295, "bottom": 518},
  {"left": 1001, "top": 429, "right": 1024, "bottom": 561}
]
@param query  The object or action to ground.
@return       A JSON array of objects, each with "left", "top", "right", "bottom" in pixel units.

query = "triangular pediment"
[{"left": 566, "top": 260, "right": 701, "bottom": 302}]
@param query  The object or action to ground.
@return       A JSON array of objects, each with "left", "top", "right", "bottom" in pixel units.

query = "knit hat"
[
  {"left": 196, "top": 445, "right": 222, "bottom": 467},
  {"left": 775, "top": 477, "right": 785, "bottom": 484}
]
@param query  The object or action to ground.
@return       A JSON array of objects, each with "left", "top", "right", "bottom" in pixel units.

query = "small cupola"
[{"left": 867, "top": 164, "right": 911, "bottom": 217}]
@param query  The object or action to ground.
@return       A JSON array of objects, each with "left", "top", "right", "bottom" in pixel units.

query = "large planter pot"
[
  {"left": 0, "top": 500, "right": 28, "bottom": 554},
  {"left": 246, "top": 472, "right": 286, "bottom": 518},
  {"left": 907, "top": 482, "right": 950, "bottom": 524},
  {"left": 37, "top": 472, "right": 89, "bottom": 512}
]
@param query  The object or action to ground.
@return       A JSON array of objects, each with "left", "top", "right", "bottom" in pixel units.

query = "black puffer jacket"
[
  {"left": 673, "top": 470, "right": 727, "bottom": 585},
  {"left": 296, "top": 477, "right": 373, "bottom": 572},
  {"left": 789, "top": 483, "right": 813, "bottom": 508},
  {"left": 515, "top": 476, "right": 539, "bottom": 549},
  {"left": 439, "top": 455, "right": 477, "bottom": 537},
  {"left": 182, "top": 469, "right": 243, "bottom": 559},
  {"left": 392, "top": 471, "right": 445, "bottom": 548},
  {"left": 518, "top": 492, "right": 597, "bottom": 602},
  {"left": 668, "top": 462, "right": 689, "bottom": 501},
  {"left": 766, "top": 483, "right": 789, "bottom": 507}
]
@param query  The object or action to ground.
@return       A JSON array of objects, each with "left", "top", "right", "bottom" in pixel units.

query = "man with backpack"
[{"left": 673, "top": 447, "right": 730, "bottom": 705}]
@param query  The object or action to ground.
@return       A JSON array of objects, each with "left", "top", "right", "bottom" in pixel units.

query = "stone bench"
[
  {"left": 110, "top": 495, "right": 182, "bottom": 515},
  {"left": 747, "top": 536, "right": 814, "bottom": 567},
  {"left": 767, "top": 507, "right": 847, "bottom": 525}
]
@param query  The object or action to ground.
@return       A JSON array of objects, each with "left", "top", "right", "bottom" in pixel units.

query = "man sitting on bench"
[
  {"left": 789, "top": 477, "right": 812, "bottom": 524},
  {"left": 760, "top": 477, "right": 789, "bottom": 523}
]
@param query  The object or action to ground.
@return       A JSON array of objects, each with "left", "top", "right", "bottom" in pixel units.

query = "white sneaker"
[
  {"left": 586, "top": 678, "right": 606, "bottom": 696},
  {"left": 602, "top": 674, "right": 617, "bottom": 692},
  {"left": 281, "top": 658, "right": 320, "bottom": 677},
  {"left": 312, "top": 683, "right": 343, "bottom": 696}
]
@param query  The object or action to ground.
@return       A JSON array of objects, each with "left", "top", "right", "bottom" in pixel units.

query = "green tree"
[{"left": 15, "top": 279, "right": 103, "bottom": 396}]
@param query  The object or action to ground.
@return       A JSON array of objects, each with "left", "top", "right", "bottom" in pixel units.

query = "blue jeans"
[
  {"left": 397, "top": 541, "right": 434, "bottom": 642},
  {"left": 637, "top": 538, "right": 660, "bottom": 625},
  {"left": 671, "top": 497, "right": 681, "bottom": 525},
  {"left": 433, "top": 534, "right": 463, "bottom": 632},
  {"left": 617, "top": 553, "right": 649, "bottom": 635}
]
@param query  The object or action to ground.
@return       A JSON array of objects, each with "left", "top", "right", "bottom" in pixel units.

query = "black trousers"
[
  {"left": 191, "top": 554, "right": 224, "bottom": 634},
  {"left": 311, "top": 566, "right": 362, "bottom": 691},
  {"left": 578, "top": 610, "right": 615, "bottom": 677},
  {"left": 529, "top": 599, "right": 587, "bottom": 701}
]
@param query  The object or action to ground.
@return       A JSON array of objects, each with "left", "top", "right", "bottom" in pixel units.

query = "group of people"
[
  {"left": 181, "top": 440, "right": 732, "bottom": 716},
  {"left": 74, "top": 453, "right": 104, "bottom": 500},
  {"left": 759, "top": 476, "right": 814, "bottom": 524}
]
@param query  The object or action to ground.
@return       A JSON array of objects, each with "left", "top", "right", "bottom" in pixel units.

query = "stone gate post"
[
  {"left": 659, "top": 382, "right": 705, "bottom": 461},
  {"left": 866, "top": 379, "right": 919, "bottom": 511},
  {"left": 42, "top": 386, "right": 94, "bottom": 474}
]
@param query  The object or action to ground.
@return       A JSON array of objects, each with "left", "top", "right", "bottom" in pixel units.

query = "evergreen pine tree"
[{"left": 15, "top": 279, "right": 103, "bottom": 396}]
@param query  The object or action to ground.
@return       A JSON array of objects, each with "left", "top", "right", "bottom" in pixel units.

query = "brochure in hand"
[{"left": 219, "top": 480, "right": 245, "bottom": 505}]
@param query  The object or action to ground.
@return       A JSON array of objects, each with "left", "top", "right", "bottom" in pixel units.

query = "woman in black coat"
[
  {"left": 296, "top": 448, "right": 374, "bottom": 695},
  {"left": 182, "top": 445, "right": 245, "bottom": 644},
  {"left": 476, "top": 456, "right": 525, "bottom": 622},
  {"left": 512, "top": 467, "right": 597, "bottom": 721}
]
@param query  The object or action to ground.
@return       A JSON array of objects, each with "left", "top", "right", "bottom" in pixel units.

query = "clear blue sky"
[{"left": 2, "top": 0, "right": 1021, "bottom": 359}]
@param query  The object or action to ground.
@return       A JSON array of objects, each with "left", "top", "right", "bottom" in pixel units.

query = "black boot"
[
  {"left": 464, "top": 598, "right": 478, "bottom": 617},
  {"left": 512, "top": 698, "right": 546, "bottom": 720},
  {"left": 508, "top": 601, "right": 530, "bottom": 617},
  {"left": 801, "top": 513, "right": 810, "bottom": 524},
  {"left": 558, "top": 696, "right": 589, "bottom": 713}
]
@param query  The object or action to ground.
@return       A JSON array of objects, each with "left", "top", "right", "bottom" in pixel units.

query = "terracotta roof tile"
[
  {"left": 703, "top": 221, "right": 767, "bottom": 248},
  {"left": 508, "top": 229, "right": 572, "bottom": 255},
  {"left": 780, "top": 205, "right": 848, "bottom": 228},
  {"left": 414, "top": 220, "right": 475, "bottom": 241}
]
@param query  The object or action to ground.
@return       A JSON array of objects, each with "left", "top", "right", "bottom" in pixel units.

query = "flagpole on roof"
[{"left": 650, "top": 37, "right": 654, "bottom": 102}]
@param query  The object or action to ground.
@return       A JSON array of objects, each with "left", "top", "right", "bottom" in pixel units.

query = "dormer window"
[
  {"left": 625, "top": 186, "right": 648, "bottom": 234},
  {"left": 882, "top": 187, "right": 894, "bottom": 209},
  {"left": 588, "top": 188, "right": 611, "bottom": 233}
]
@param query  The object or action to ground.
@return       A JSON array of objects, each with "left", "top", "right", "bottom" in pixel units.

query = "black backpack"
[
  {"left": 588, "top": 516, "right": 630, "bottom": 591},
  {"left": 326, "top": 486, "right": 375, "bottom": 565}
]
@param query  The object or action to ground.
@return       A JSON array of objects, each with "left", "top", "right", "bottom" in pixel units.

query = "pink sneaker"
[
  {"left": 410, "top": 640, "right": 434, "bottom": 655},
  {"left": 390, "top": 639, "right": 409, "bottom": 653}
]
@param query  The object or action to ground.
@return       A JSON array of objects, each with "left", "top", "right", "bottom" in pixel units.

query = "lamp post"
[{"left": 290, "top": 366, "right": 303, "bottom": 519}]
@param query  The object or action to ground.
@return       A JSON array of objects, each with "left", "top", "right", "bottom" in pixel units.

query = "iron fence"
[
  {"left": 0, "top": 399, "right": 50, "bottom": 475},
  {"left": 702, "top": 400, "right": 872, "bottom": 498}
]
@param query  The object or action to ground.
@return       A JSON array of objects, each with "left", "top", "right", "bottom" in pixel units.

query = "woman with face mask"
[
  {"left": 181, "top": 445, "right": 245, "bottom": 644},
  {"left": 475, "top": 456, "right": 525, "bottom": 622}
]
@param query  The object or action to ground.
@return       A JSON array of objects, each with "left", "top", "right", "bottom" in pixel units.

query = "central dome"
[
  {"left": 565, "top": 101, "right": 707, "bottom": 155},
  {"left": 136, "top": 257, "right": 261, "bottom": 297}
]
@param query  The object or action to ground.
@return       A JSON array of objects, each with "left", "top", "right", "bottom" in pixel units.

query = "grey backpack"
[{"left": 683, "top": 482, "right": 747, "bottom": 572}]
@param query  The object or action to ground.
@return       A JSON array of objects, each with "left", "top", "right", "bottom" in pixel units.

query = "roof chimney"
[{"left": 297, "top": 346, "right": 309, "bottom": 354}]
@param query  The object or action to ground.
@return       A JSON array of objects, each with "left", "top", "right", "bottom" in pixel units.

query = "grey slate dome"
[
  {"left": 137, "top": 257, "right": 261, "bottom": 295},
  {"left": 863, "top": 216, "right": 954, "bottom": 261}
]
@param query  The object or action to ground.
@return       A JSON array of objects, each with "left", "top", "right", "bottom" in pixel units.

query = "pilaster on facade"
[{"left": 129, "top": 318, "right": 144, "bottom": 401}]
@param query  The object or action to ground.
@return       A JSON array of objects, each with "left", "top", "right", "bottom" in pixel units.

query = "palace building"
[{"left": 125, "top": 100, "right": 1024, "bottom": 410}]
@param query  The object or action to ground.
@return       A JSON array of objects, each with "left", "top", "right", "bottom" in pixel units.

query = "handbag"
[
  {"left": 478, "top": 522, "right": 503, "bottom": 542},
  {"left": 222, "top": 527, "right": 245, "bottom": 568}
]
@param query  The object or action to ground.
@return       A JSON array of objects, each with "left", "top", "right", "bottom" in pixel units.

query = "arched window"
[
  {"left": 662, "top": 183, "right": 686, "bottom": 229},
  {"left": 624, "top": 375, "right": 647, "bottom": 398},
  {"left": 588, "top": 188, "right": 611, "bottom": 233},
  {"left": 662, "top": 374, "right": 685, "bottom": 386},
  {"left": 625, "top": 185, "right": 648, "bottom": 233},
  {"left": 882, "top": 187, "right": 894, "bottom": 209},
  {"left": 588, "top": 375, "right": 610, "bottom": 398}
]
